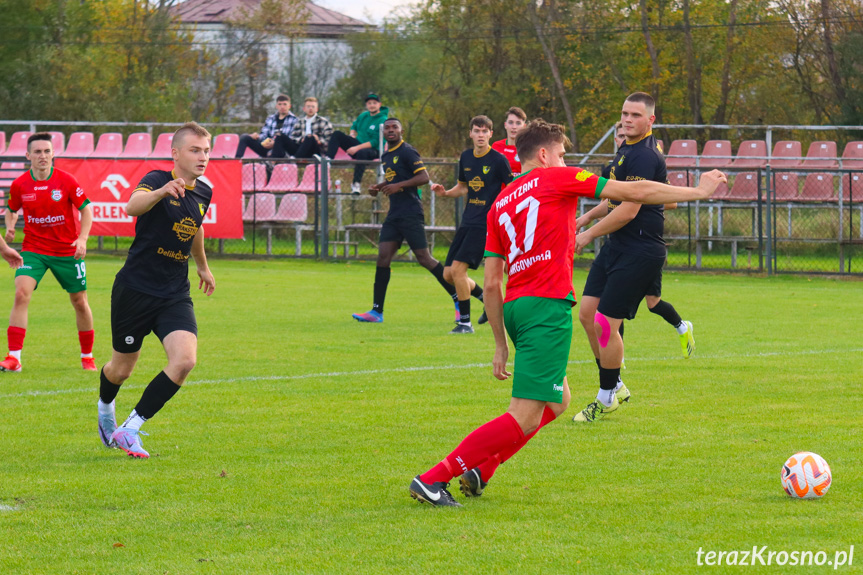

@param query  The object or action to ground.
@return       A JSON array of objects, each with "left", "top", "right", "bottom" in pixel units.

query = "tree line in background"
[{"left": 0, "top": 0, "right": 861, "bottom": 155}]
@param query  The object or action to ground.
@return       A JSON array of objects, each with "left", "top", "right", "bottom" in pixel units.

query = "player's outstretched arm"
[
  {"left": 0, "top": 235, "right": 22, "bottom": 269},
  {"left": 432, "top": 181, "right": 468, "bottom": 198},
  {"left": 126, "top": 178, "right": 187, "bottom": 217},
  {"left": 191, "top": 226, "right": 215, "bottom": 296},
  {"left": 483, "top": 257, "right": 511, "bottom": 381},
  {"left": 600, "top": 170, "right": 726, "bottom": 204},
  {"left": 380, "top": 169, "right": 430, "bottom": 196}
]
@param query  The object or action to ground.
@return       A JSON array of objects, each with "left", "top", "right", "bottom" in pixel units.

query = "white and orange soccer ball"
[{"left": 781, "top": 452, "right": 832, "bottom": 499}]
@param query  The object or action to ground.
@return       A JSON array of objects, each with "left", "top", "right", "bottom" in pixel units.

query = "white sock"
[
  {"left": 97, "top": 399, "right": 115, "bottom": 418},
  {"left": 596, "top": 388, "right": 616, "bottom": 407},
  {"left": 613, "top": 378, "right": 624, "bottom": 392},
  {"left": 675, "top": 321, "right": 688, "bottom": 335},
  {"left": 81, "top": 353, "right": 93, "bottom": 359},
  {"left": 122, "top": 410, "right": 147, "bottom": 431},
  {"left": 9, "top": 350, "right": 21, "bottom": 361}
]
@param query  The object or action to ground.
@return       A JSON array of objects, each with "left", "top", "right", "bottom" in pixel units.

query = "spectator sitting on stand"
[
  {"left": 327, "top": 93, "right": 389, "bottom": 195},
  {"left": 286, "top": 97, "right": 334, "bottom": 159},
  {"left": 234, "top": 94, "right": 298, "bottom": 158}
]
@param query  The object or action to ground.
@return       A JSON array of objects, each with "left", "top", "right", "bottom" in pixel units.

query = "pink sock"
[
  {"left": 420, "top": 412, "right": 524, "bottom": 484},
  {"left": 478, "top": 406, "right": 557, "bottom": 481}
]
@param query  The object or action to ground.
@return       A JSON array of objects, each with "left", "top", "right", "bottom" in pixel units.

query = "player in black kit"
[
  {"left": 97, "top": 122, "right": 216, "bottom": 458},
  {"left": 572, "top": 93, "right": 694, "bottom": 423},
  {"left": 352, "top": 118, "right": 460, "bottom": 324},
  {"left": 432, "top": 115, "right": 512, "bottom": 333}
]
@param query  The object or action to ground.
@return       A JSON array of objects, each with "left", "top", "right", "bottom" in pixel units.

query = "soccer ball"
[{"left": 780, "top": 452, "right": 832, "bottom": 499}]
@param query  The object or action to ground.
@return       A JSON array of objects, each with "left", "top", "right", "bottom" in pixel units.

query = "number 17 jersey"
[{"left": 485, "top": 167, "right": 607, "bottom": 304}]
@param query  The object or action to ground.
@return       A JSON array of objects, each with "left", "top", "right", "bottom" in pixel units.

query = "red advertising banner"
[{"left": 54, "top": 159, "right": 244, "bottom": 238}]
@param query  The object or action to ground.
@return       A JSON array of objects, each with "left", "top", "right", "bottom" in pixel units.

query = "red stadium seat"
[
  {"left": 773, "top": 172, "right": 800, "bottom": 201},
  {"left": 667, "top": 171, "right": 694, "bottom": 187},
  {"left": 242, "top": 192, "right": 277, "bottom": 222},
  {"left": 0, "top": 162, "right": 27, "bottom": 188},
  {"left": 841, "top": 142, "right": 863, "bottom": 168},
  {"left": 1, "top": 132, "right": 31, "bottom": 157},
  {"left": 799, "top": 173, "right": 836, "bottom": 202},
  {"left": 212, "top": 134, "right": 239, "bottom": 158},
  {"left": 120, "top": 133, "right": 152, "bottom": 158},
  {"left": 333, "top": 148, "right": 351, "bottom": 161},
  {"left": 841, "top": 173, "right": 862, "bottom": 202},
  {"left": 149, "top": 133, "right": 174, "bottom": 158},
  {"left": 726, "top": 172, "right": 760, "bottom": 201},
  {"left": 65, "top": 132, "right": 95, "bottom": 157},
  {"left": 802, "top": 141, "right": 838, "bottom": 168},
  {"left": 0, "top": 132, "right": 6, "bottom": 155},
  {"left": 700, "top": 140, "right": 733, "bottom": 168},
  {"left": 0, "top": 190, "right": 4, "bottom": 216},
  {"left": 292, "top": 164, "right": 329, "bottom": 193},
  {"left": 770, "top": 141, "right": 802, "bottom": 168},
  {"left": 242, "top": 163, "right": 268, "bottom": 192},
  {"left": 665, "top": 140, "right": 698, "bottom": 168},
  {"left": 91, "top": 133, "right": 123, "bottom": 158},
  {"left": 263, "top": 164, "right": 299, "bottom": 192},
  {"left": 272, "top": 194, "right": 308, "bottom": 222},
  {"left": 731, "top": 141, "right": 768, "bottom": 168},
  {"left": 48, "top": 132, "right": 66, "bottom": 156}
]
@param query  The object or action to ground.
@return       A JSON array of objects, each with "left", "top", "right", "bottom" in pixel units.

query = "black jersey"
[
  {"left": 380, "top": 141, "right": 426, "bottom": 218},
  {"left": 605, "top": 132, "right": 668, "bottom": 257},
  {"left": 457, "top": 147, "right": 513, "bottom": 228},
  {"left": 115, "top": 170, "right": 212, "bottom": 298}
]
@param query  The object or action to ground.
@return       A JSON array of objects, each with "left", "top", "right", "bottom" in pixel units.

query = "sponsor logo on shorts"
[
  {"left": 125, "top": 336, "right": 134, "bottom": 345},
  {"left": 553, "top": 384, "right": 564, "bottom": 392}
]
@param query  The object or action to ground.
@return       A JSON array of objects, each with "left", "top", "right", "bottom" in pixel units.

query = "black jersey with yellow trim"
[
  {"left": 115, "top": 169, "right": 212, "bottom": 298},
  {"left": 605, "top": 131, "right": 668, "bottom": 257},
  {"left": 380, "top": 140, "right": 426, "bottom": 218},
  {"left": 457, "top": 147, "right": 513, "bottom": 228}
]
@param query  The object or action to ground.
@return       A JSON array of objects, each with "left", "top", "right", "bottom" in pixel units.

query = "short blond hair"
[
  {"left": 304, "top": 97, "right": 318, "bottom": 104},
  {"left": 172, "top": 122, "right": 211, "bottom": 149}
]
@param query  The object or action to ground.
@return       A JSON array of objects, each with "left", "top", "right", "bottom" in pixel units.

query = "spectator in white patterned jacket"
[{"left": 285, "top": 97, "right": 334, "bottom": 159}]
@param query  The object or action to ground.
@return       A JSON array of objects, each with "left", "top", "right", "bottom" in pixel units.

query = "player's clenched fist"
[
  {"left": 161, "top": 178, "right": 186, "bottom": 199},
  {"left": 697, "top": 170, "right": 728, "bottom": 197}
]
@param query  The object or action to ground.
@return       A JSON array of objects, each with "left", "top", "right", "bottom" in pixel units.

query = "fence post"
[
  {"left": 763, "top": 166, "right": 772, "bottom": 275},
  {"left": 319, "top": 156, "right": 330, "bottom": 261}
]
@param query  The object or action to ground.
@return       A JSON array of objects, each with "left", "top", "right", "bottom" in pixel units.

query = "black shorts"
[
  {"left": 379, "top": 214, "right": 428, "bottom": 251},
  {"left": 111, "top": 282, "right": 197, "bottom": 354},
  {"left": 444, "top": 226, "right": 486, "bottom": 269},
  {"left": 582, "top": 245, "right": 666, "bottom": 320}
]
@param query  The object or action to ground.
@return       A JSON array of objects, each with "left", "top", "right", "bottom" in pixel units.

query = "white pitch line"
[{"left": 0, "top": 347, "right": 859, "bottom": 401}]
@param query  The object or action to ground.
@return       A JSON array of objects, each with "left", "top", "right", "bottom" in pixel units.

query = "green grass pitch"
[{"left": 0, "top": 256, "right": 861, "bottom": 574}]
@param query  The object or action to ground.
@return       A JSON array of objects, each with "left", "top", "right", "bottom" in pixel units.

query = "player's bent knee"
[
  {"left": 443, "top": 267, "right": 453, "bottom": 283},
  {"left": 594, "top": 312, "right": 611, "bottom": 349}
]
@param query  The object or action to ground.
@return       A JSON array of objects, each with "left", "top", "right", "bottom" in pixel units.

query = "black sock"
[
  {"left": 373, "top": 266, "right": 391, "bottom": 313},
  {"left": 429, "top": 263, "right": 457, "bottom": 299},
  {"left": 99, "top": 368, "right": 121, "bottom": 404},
  {"left": 599, "top": 367, "right": 621, "bottom": 391},
  {"left": 471, "top": 284, "right": 484, "bottom": 302},
  {"left": 134, "top": 371, "right": 181, "bottom": 420},
  {"left": 649, "top": 299, "right": 683, "bottom": 328},
  {"left": 458, "top": 299, "right": 471, "bottom": 324}
]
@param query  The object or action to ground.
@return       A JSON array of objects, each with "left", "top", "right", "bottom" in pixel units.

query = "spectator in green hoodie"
[{"left": 327, "top": 93, "right": 389, "bottom": 194}]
